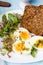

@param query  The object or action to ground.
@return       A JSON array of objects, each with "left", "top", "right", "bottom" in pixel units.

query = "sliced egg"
[
  {"left": 12, "top": 40, "right": 31, "bottom": 55},
  {"left": 28, "top": 36, "right": 43, "bottom": 55},
  {"left": 29, "top": 36, "right": 43, "bottom": 49},
  {"left": 14, "top": 27, "right": 31, "bottom": 41}
]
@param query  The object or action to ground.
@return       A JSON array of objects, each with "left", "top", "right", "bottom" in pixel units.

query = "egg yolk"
[
  {"left": 14, "top": 43, "right": 25, "bottom": 52},
  {"left": 34, "top": 40, "right": 43, "bottom": 48},
  {"left": 20, "top": 31, "right": 30, "bottom": 40},
  {"left": 38, "top": 43, "right": 43, "bottom": 48}
]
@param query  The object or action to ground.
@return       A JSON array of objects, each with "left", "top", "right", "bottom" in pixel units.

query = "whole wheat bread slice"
[{"left": 20, "top": 5, "right": 43, "bottom": 36}]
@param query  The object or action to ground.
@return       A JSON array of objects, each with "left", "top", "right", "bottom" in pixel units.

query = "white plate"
[{"left": 0, "top": 10, "right": 43, "bottom": 63}]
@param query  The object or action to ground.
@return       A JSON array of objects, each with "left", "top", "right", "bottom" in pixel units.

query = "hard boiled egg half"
[
  {"left": 13, "top": 28, "right": 31, "bottom": 41},
  {"left": 12, "top": 40, "right": 31, "bottom": 55}
]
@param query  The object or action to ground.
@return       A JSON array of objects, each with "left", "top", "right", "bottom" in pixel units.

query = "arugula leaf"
[
  {"left": 0, "top": 13, "right": 20, "bottom": 38},
  {"left": 8, "top": 13, "right": 18, "bottom": 24},
  {"left": 4, "top": 22, "right": 10, "bottom": 32},
  {"left": 30, "top": 47, "right": 37, "bottom": 57},
  {"left": 2, "top": 14, "right": 7, "bottom": 24},
  {"left": 0, "top": 30, "right": 4, "bottom": 37}
]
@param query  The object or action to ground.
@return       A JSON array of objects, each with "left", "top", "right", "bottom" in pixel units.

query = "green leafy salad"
[{"left": 0, "top": 13, "right": 22, "bottom": 55}]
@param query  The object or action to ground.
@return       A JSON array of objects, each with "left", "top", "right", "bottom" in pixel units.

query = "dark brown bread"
[{"left": 20, "top": 5, "right": 43, "bottom": 36}]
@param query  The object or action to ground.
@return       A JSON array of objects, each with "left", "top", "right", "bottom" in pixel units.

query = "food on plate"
[
  {"left": 14, "top": 28, "right": 31, "bottom": 41},
  {"left": 13, "top": 41, "right": 25, "bottom": 52},
  {"left": 30, "top": 36, "right": 43, "bottom": 57},
  {"left": 3, "top": 35, "right": 14, "bottom": 52},
  {"left": 34, "top": 39, "right": 43, "bottom": 48},
  {"left": 0, "top": 13, "right": 22, "bottom": 37},
  {"left": 30, "top": 46, "right": 37, "bottom": 57},
  {"left": 20, "top": 5, "right": 43, "bottom": 36},
  {"left": 12, "top": 28, "right": 31, "bottom": 54},
  {"left": 0, "top": 12, "right": 31, "bottom": 56},
  {"left": 0, "top": 13, "right": 22, "bottom": 55},
  {"left": 12, "top": 40, "right": 31, "bottom": 54},
  {"left": 0, "top": 5, "right": 43, "bottom": 58}
]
